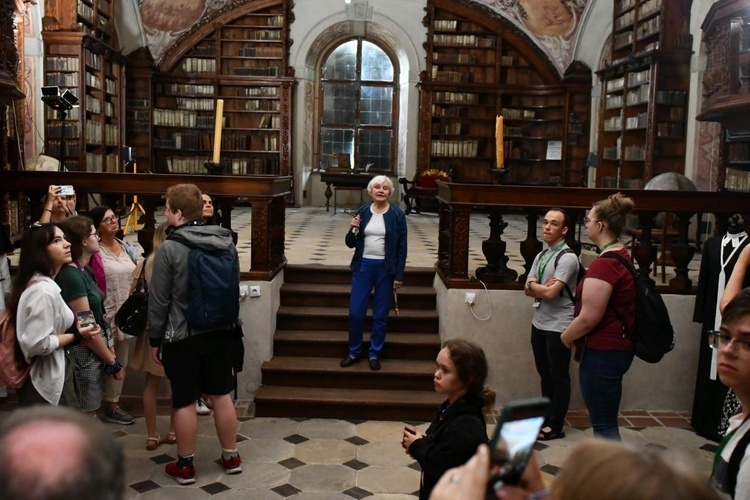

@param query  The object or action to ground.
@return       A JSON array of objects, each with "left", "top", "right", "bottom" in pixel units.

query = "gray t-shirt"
[{"left": 528, "top": 245, "right": 578, "bottom": 332}]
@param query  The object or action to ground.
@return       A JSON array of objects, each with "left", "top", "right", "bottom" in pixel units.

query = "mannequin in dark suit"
[{"left": 692, "top": 218, "right": 750, "bottom": 441}]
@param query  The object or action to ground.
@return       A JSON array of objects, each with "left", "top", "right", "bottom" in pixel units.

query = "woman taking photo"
[
  {"left": 402, "top": 339, "right": 494, "bottom": 500},
  {"left": 57, "top": 216, "right": 124, "bottom": 415},
  {"left": 90, "top": 206, "right": 138, "bottom": 425},
  {"left": 560, "top": 192, "right": 636, "bottom": 439},
  {"left": 340, "top": 175, "right": 407, "bottom": 371},
  {"left": 9, "top": 223, "right": 94, "bottom": 407}
]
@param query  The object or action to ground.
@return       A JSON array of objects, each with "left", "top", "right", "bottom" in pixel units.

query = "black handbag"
[{"left": 115, "top": 260, "right": 149, "bottom": 336}]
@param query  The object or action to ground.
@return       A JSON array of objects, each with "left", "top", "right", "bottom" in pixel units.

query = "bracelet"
[
  {"left": 104, "top": 360, "right": 123, "bottom": 375},
  {"left": 43, "top": 208, "right": 52, "bottom": 213}
]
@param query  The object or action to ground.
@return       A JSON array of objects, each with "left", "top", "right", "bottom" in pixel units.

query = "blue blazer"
[{"left": 345, "top": 204, "right": 408, "bottom": 281}]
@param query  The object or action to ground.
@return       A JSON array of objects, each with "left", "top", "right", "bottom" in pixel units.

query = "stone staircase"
[{"left": 254, "top": 265, "right": 443, "bottom": 421}]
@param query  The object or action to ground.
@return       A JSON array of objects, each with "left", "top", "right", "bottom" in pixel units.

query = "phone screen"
[
  {"left": 76, "top": 310, "right": 96, "bottom": 329},
  {"left": 488, "top": 397, "right": 549, "bottom": 486}
]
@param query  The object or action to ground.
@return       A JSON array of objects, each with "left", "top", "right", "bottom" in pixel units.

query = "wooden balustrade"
[
  {"left": 436, "top": 182, "right": 750, "bottom": 291},
  {"left": 2, "top": 172, "right": 292, "bottom": 280}
]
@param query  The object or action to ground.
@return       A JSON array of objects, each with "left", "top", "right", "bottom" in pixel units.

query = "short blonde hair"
[{"left": 367, "top": 175, "right": 394, "bottom": 197}]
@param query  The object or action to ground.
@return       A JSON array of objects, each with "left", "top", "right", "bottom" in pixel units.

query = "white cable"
[{"left": 468, "top": 278, "right": 492, "bottom": 321}]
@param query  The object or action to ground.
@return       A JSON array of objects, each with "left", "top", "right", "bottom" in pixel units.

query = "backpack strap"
[
  {"left": 598, "top": 252, "right": 636, "bottom": 337},
  {"left": 554, "top": 248, "right": 576, "bottom": 302},
  {"left": 135, "top": 257, "right": 148, "bottom": 294},
  {"left": 727, "top": 416, "right": 750, "bottom": 496}
]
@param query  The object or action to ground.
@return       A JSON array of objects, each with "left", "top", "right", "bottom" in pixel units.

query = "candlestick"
[
  {"left": 212, "top": 99, "right": 224, "bottom": 163},
  {"left": 496, "top": 115, "right": 504, "bottom": 169}
]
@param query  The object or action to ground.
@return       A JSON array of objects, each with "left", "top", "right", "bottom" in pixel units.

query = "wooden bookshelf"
[
  {"left": 596, "top": 0, "right": 692, "bottom": 188},
  {"left": 127, "top": 0, "right": 293, "bottom": 178},
  {"left": 42, "top": 0, "right": 125, "bottom": 172},
  {"left": 696, "top": 0, "right": 750, "bottom": 192},
  {"left": 419, "top": 0, "right": 591, "bottom": 185}
]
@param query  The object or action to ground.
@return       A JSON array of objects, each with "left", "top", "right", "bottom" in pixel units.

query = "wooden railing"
[
  {"left": 2, "top": 172, "right": 292, "bottom": 280},
  {"left": 436, "top": 182, "right": 750, "bottom": 292}
]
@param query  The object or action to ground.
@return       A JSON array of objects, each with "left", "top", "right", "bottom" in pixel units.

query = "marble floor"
[{"left": 1, "top": 206, "right": 712, "bottom": 498}]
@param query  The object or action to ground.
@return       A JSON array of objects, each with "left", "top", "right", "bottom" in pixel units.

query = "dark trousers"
[
  {"left": 531, "top": 326, "right": 571, "bottom": 432},
  {"left": 579, "top": 348, "right": 634, "bottom": 440}
]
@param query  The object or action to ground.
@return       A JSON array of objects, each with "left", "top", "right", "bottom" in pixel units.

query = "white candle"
[
  {"left": 496, "top": 115, "right": 504, "bottom": 169},
  {"left": 212, "top": 99, "right": 224, "bottom": 163}
]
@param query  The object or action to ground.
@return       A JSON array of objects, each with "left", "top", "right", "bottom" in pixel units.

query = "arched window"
[{"left": 319, "top": 38, "right": 397, "bottom": 172}]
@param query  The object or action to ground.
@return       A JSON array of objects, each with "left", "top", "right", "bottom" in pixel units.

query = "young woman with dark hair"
[
  {"left": 57, "top": 216, "right": 123, "bottom": 415},
  {"left": 10, "top": 223, "right": 95, "bottom": 407},
  {"left": 402, "top": 339, "right": 496, "bottom": 500}
]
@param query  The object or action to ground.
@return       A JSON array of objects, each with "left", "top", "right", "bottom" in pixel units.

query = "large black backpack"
[{"left": 600, "top": 252, "right": 675, "bottom": 363}]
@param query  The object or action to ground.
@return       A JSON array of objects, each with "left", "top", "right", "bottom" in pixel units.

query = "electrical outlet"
[
  {"left": 239, "top": 285, "right": 249, "bottom": 298},
  {"left": 250, "top": 285, "right": 261, "bottom": 298},
  {"left": 465, "top": 292, "right": 476, "bottom": 305}
]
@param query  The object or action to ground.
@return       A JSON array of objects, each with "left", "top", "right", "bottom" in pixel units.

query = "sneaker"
[
  {"left": 102, "top": 406, "right": 134, "bottom": 425},
  {"left": 221, "top": 453, "right": 242, "bottom": 474},
  {"left": 165, "top": 462, "right": 196, "bottom": 485},
  {"left": 196, "top": 398, "right": 211, "bottom": 415}
]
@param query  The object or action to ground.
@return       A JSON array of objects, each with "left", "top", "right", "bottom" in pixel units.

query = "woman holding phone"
[
  {"left": 10, "top": 223, "right": 94, "bottom": 407},
  {"left": 402, "top": 339, "right": 495, "bottom": 500},
  {"left": 57, "top": 216, "right": 123, "bottom": 415}
]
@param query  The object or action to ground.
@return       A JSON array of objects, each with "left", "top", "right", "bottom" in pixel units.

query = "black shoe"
[
  {"left": 340, "top": 355, "right": 361, "bottom": 368},
  {"left": 369, "top": 358, "right": 381, "bottom": 371}
]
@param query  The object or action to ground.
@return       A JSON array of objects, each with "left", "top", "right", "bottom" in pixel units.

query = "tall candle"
[
  {"left": 212, "top": 99, "right": 224, "bottom": 163},
  {"left": 496, "top": 115, "right": 504, "bottom": 169}
]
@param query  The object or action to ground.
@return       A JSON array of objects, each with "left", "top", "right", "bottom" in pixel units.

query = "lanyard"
[
  {"left": 599, "top": 239, "right": 619, "bottom": 253},
  {"left": 538, "top": 242, "right": 566, "bottom": 282}
]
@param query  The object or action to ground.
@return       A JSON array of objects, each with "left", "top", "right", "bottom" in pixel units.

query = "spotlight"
[{"left": 41, "top": 86, "right": 79, "bottom": 111}]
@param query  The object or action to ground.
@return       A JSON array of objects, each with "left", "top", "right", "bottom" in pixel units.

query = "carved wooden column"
[
  {"left": 631, "top": 211, "right": 657, "bottom": 279},
  {"left": 669, "top": 213, "right": 695, "bottom": 289},
  {"left": 518, "top": 210, "right": 542, "bottom": 283},
  {"left": 476, "top": 208, "right": 518, "bottom": 283},
  {"left": 442, "top": 205, "right": 470, "bottom": 281}
]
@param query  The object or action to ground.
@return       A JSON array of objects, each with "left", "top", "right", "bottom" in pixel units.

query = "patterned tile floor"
[{"left": 1, "top": 207, "right": 711, "bottom": 498}]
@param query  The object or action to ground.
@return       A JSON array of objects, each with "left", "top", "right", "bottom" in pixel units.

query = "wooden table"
[{"left": 319, "top": 172, "right": 373, "bottom": 212}]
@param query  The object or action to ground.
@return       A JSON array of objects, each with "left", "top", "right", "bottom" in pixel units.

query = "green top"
[{"left": 56, "top": 264, "right": 106, "bottom": 331}]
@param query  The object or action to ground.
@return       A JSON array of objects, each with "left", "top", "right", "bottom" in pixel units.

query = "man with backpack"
[
  {"left": 525, "top": 208, "right": 579, "bottom": 441},
  {"left": 148, "top": 183, "right": 242, "bottom": 485}
]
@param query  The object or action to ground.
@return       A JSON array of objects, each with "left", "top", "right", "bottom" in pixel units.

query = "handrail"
[
  {"left": 2, "top": 172, "right": 292, "bottom": 280},
  {"left": 436, "top": 182, "right": 750, "bottom": 292}
]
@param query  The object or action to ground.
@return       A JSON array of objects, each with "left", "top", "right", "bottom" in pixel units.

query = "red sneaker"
[
  {"left": 165, "top": 461, "right": 196, "bottom": 485},
  {"left": 221, "top": 453, "right": 242, "bottom": 474}
]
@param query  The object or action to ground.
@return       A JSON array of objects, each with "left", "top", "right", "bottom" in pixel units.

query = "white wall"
[{"left": 436, "top": 280, "right": 701, "bottom": 411}]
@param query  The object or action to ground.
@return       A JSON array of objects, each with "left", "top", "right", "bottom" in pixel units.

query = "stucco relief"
[
  {"left": 474, "top": 0, "right": 588, "bottom": 74},
  {"left": 694, "top": 120, "right": 721, "bottom": 191},
  {"left": 304, "top": 80, "right": 313, "bottom": 167},
  {"left": 22, "top": 56, "right": 36, "bottom": 159}
]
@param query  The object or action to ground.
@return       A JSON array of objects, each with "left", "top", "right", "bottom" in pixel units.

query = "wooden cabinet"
[
  {"left": 419, "top": 0, "right": 591, "bottom": 185},
  {"left": 696, "top": 0, "right": 750, "bottom": 192},
  {"left": 596, "top": 0, "right": 692, "bottom": 188},
  {"left": 42, "top": 0, "right": 124, "bottom": 172},
  {"left": 126, "top": 1, "right": 293, "bottom": 177}
]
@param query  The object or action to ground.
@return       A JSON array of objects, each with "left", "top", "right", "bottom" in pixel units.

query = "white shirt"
[
  {"left": 16, "top": 275, "right": 75, "bottom": 404},
  {"left": 363, "top": 210, "right": 386, "bottom": 260}
]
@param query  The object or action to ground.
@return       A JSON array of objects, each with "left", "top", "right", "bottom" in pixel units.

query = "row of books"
[
  {"left": 47, "top": 72, "right": 78, "bottom": 87},
  {"left": 160, "top": 83, "right": 215, "bottom": 96},
  {"left": 433, "top": 34, "right": 495, "bottom": 48},
  {"left": 153, "top": 109, "right": 215, "bottom": 128},
  {"left": 725, "top": 168, "right": 750, "bottom": 191},
  {"left": 431, "top": 140, "right": 479, "bottom": 157}
]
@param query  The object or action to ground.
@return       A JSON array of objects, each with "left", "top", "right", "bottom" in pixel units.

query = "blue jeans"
[
  {"left": 531, "top": 326, "right": 571, "bottom": 433},
  {"left": 578, "top": 348, "right": 634, "bottom": 440},
  {"left": 348, "top": 258, "right": 393, "bottom": 359}
]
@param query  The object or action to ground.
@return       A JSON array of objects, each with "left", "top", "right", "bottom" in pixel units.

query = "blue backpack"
[{"left": 168, "top": 234, "right": 239, "bottom": 330}]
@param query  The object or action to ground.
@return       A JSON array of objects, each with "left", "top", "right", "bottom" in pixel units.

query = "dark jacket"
[
  {"left": 409, "top": 394, "right": 488, "bottom": 500},
  {"left": 345, "top": 204, "right": 408, "bottom": 281}
]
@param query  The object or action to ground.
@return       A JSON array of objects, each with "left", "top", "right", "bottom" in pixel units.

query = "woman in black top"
[{"left": 402, "top": 339, "right": 496, "bottom": 500}]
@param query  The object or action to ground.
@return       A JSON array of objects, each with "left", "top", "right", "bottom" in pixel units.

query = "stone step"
[{"left": 273, "top": 330, "right": 440, "bottom": 360}]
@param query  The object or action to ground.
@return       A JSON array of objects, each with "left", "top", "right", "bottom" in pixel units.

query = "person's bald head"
[{"left": 0, "top": 406, "right": 124, "bottom": 500}]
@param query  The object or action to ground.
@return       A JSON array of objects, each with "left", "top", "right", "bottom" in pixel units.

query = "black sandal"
[{"left": 538, "top": 427, "right": 565, "bottom": 441}]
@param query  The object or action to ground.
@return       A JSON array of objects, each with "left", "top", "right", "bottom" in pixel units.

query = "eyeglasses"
[
  {"left": 584, "top": 217, "right": 600, "bottom": 225},
  {"left": 101, "top": 215, "right": 117, "bottom": 224},
  {"left": 708, "top": 331, "right": 750, "bottom": 353},
  {"left": 89, "top": 232, "right": 100, "bottom": 241}
]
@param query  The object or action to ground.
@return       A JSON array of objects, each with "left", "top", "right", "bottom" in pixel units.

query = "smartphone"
[
  {"left": 488, "top": 397, "right": 550, "bottom": 486},
  {"left": 59, "top": 185, "right": 75, "bottom": 197},
  {"left": 75, "top": 310, "right": 97, "bottom": 329}
]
